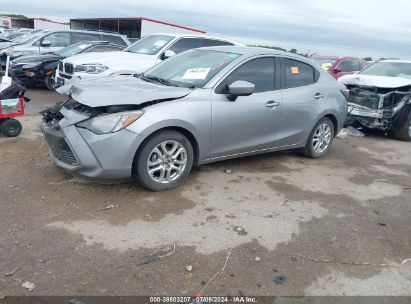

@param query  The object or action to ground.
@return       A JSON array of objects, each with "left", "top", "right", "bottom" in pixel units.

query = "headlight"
[
  {"left": 76, "top": 111, "right": 144, "bottom": 134},
  {"left": 75, "top": 64, "right": 109, "bottom": 74}
]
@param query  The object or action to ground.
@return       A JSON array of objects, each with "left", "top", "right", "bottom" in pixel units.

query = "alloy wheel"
[
  {"left": 312, "top": 122, "right": 332, "bottom": 154},
  {"left": 146, "top": 140, "right": 188, "bottom": 184}
]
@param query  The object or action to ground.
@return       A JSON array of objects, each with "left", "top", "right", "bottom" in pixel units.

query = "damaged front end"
[
  {"left": 346, "top": 84, "right": 411, "bottom": 131},
  {"left": 39, "top": 98, "right": 150, "bottom": 177},
  {"left": 39, "top": 77, "right": 193, "bottom": 178}
]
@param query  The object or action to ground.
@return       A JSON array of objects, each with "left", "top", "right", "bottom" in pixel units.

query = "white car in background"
[{"left": 55, "top": 33, "right": 242, "bottom": 88}]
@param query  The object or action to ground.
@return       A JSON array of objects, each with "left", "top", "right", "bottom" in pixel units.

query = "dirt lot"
[{"left": 0, "top": 87, "right": 411, "bottom": 296}]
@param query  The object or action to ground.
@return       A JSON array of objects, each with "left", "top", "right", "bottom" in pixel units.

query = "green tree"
[
  {"left": 0, "top": 14, "right": 28, "bottom": 19},
  {"left": 249, "top": 45, "right": 308, "bottom": 57}
]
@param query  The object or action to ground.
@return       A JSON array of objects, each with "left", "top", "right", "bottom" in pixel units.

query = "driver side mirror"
[
  {"left": 41, "top": 40, "right": 52, "bottom": 47},
  {"left": 226, "top": 80, "right": 255, "bottom": 101},
  {"left": 333, "top": 68, "right": 342, "bottom": 74},
  {"left": 161, "top": 50, "right": 176, "bottom": 60}
]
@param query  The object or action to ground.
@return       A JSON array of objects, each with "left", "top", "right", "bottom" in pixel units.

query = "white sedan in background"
[{"left": 55, "top": 33, "right": 242, "bottom": 89}]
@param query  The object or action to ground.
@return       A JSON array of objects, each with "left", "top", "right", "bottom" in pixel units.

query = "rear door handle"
[
  {"left": 314, "top": 93, "right": 325, "bottom": 100},
  {"left": 265, "top": 100, "right": 281, "bottom": 108}
]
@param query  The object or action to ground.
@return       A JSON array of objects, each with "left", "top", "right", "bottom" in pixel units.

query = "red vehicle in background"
[{"left": 311, "top": 56, "right": 368, "bottom": 79}]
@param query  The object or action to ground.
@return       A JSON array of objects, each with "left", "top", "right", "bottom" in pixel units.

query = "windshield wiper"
[{"left": 140, "top": 74, "right": 174, "bottom": 86}]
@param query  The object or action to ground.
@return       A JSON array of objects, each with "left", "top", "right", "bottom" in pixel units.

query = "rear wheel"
[
  {"left": 302, "top": 117, "right": 334, "bottom": 158},
  {"left": 135, "top": 130, "right": 194, "bottom": 191},
  {"left": 393, "top": 110, "right": 411, "bottom": 141},
  {"left": 0, "top": 118, "right": 22, "bottom": 137},
  {"left": 44, "top": 75, "right": 55, "bottom": 91}
]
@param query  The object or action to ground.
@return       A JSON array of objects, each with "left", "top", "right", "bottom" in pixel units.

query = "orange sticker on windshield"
[{"left": 291, "top": 67, "right": 299, "bottom": 74}]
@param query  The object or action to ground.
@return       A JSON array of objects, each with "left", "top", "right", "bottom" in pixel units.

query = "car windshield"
[
  {"left": 312, "top": 58, "right": 337, "bottom": 71},
  {"left": 360, "top": 62, "right": 411, "bottom": 79},
  {"left": 123, "top": 34, "right": 174, "bottom": 55},
  {"left": 142, "top": 49, "right": 241, "bottom": 88},
  {"left": 7, "top": 33, "right": 24, "bottom": 41},
  {"left": 56, "top": 42, "right": 94, "bottom": 57},
  {"left": 12, "top": 34, "right": 31, "bottom": 43},
  {"left": 17, "top": 33, "right": 44, "bottom": 44}
]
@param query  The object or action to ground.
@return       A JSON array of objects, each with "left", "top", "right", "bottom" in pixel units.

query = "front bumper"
[
  {"left": 41, "top": 117, "right": 145, "bottom": 179},
  {"left": 10, "top": 66, "right": 46, "bottom": 85},
  {"left": 348, "top": 104, "right": 383, "bottom": 119}
]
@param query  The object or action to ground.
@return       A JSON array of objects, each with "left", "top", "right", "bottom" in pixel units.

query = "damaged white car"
[{"left": 339, "top": 59, "right": 411, "bottom": 141}]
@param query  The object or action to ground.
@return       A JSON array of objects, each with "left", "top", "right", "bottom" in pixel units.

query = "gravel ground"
[{"left": 0, "top": 86, "right": 410, "bottom": 296}]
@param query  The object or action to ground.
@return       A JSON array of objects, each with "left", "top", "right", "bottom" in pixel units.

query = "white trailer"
[
  {"left": 0, "top": 16, "right": 69, "bottom": 30},
  {"left": 33, "top": 18, "right": 69, "bottom": 30},
  {"left": 70, "top": 17, "right": 206, "bottom": 40}
]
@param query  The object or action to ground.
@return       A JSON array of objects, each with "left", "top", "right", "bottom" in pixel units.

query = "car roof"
[
  {"left": 379, "top": 59, "right": 411, "bottom": 63},
  {"left": 311, "top": 55, "right": 339, "bottom": 59},
  {"left": 40, "top": 29, "right": 124, "bottom": 36},
  {"left": 146, "top": 33, "right": 243, "bottom": 45},
  {"left": 311, "top": 55, "right": 362, "bottom": 60},
  {"left": 194, "top": 45, "right": 309, "bottom": 60},
  {"left": 75, "top": 40, "right": 120, "bottom": 45}
]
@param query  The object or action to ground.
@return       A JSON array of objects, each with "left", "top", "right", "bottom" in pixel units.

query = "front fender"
[{"left": 132, "top": 119, "right": 201, "bottom": 139}]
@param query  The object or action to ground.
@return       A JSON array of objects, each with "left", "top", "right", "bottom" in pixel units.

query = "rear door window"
[
  {"left": 283, "top": 58, "right": 317, "bottom": 88},
  {"left": 358, "top": 61, "right": 366, "bottom": 70},
  {"left": 101, "top": 34, "right": 128, "bottom": 46},
  {"left": 338, "top": 60, "right": 355, "bottom": 72},
  {"left": 199, "top": 39, "right": 233, "bottom": 47},
  {"left": 351, "top": 61, "right": 361, "bottom": 71},
  {"left": 71, "top": 32, "right": 101, "bottom": 43},
  {"left": 168, "top": 38, "right": 201, "bottom": 54},
  {"left": 41, "top": 32, "right": 71, "bottom": 47}
]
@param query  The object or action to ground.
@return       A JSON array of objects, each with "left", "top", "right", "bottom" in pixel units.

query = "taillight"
[{"left": 340, "top": 88, "right": 350, "bottom": 100}]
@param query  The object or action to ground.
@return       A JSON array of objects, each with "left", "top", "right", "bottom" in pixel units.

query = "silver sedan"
[{"left": 42, "top": 46, "right": 348, "bottom": 191}]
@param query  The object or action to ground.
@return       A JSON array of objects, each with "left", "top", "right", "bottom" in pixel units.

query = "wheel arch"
[{"left": 323, "top": 113, "right": 339, "bottom": 136}]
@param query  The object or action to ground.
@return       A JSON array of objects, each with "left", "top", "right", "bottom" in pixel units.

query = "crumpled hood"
[
  {"left": 64, "top": 51, "right": 157, "bottom": 73},
  {"left": 339, "top": 74, "right": 411, "bottom": 88},
  {"left": 61, "top": 76, "right": 192, "bottom": 107}
]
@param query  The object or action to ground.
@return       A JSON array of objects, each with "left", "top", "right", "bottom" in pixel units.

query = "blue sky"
[{"left": 1, "top": 0, "right": 410, "bottom": 59}]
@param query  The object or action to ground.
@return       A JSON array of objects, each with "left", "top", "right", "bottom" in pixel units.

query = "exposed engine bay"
[
  {"left": 40, "top": 94, "right": 191, "bottom": 126},
  {"left": 345, "top": 84, "right": 411, "bottom": 131},
  {"left": 41, "top": 98, "right": 143, "bottom": 123}
]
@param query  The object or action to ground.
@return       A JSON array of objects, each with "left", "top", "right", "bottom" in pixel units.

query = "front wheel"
[
  {"left": 302, "top": 117, "right": 334, "bottom": 158},
  {"left": 135, "top": 130, "right": 194, "bottom": 191},
  {"left": 44, "top": 75, "right": 55, "bottom": 91}
]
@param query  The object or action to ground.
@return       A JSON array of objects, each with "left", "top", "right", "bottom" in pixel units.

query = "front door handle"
[
  {"left": 265, "top": 100, "right": 281, "bottom": 108},
  {"left": 314, "top": 93, "right": 325, "bottom": 100}
]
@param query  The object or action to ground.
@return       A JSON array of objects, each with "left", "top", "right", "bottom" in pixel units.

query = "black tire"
[
  {"left": 135, "top": 130, "right": 194, "bottom": 191},
  {"left": 393, "top": 110, "right": 411, "bottom": 141},
  {"left": 0, "top": 119, "right": 22, "bottom": 137},
  {"left": 302, "top": 117, "right": 335, "bottom": 158},
  {"left": 44, "top": 75, "right": 55, "bottom": 91}
]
